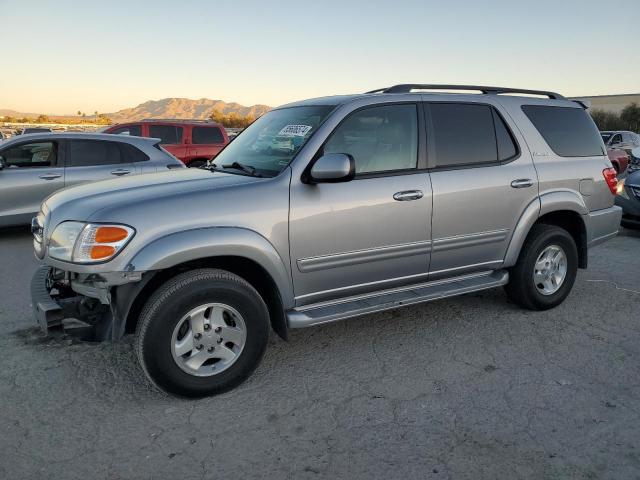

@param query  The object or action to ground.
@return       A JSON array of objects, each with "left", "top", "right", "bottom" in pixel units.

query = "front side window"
[
  {"left": 324, "top": 104, "right": 418, "bottom": 174},
  {"left": 110, "top": 125, "right": 142, "bottom": 137},
  {"left": 213, "top": 105, "right": 334, "bottom": 177},
  {"left": 522, "top": 105, "right": 604, "bottom": 157},
  {"left": 149, "top": 125, "right": 183, "bottom": 145},
  {"left": 192, "top": 126, "right": 224, "bottom": 144},
  {"left": 68, "top": 140, "right": 122, "bottom": 167},
  {"left": 0, "top": 141, "right": 57, "bottom": 167}
]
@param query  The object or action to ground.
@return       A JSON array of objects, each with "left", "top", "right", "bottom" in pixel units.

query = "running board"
[{"left": 287, "top": 270, "right": 509, "bottom": 328}]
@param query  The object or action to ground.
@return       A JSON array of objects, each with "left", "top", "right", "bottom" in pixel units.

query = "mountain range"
[{"left": 0, "top": 97, "right": 272, "bottom": 122}]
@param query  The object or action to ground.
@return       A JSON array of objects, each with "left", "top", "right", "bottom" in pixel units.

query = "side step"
[{"left": 287, "top": 270, "right": 509, "bottom": 328}]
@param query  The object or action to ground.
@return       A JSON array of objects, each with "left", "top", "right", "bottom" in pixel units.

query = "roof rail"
[
  {"left": 366, "top": 84, "right": 565, "bottom": 100},
  {"left": 140, "top": 118, "right": 217, "bottom": 123}
]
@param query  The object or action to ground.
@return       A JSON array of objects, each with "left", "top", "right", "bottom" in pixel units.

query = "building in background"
[{"left": 570, "top": 94, "right": 640, "bottom": 114}]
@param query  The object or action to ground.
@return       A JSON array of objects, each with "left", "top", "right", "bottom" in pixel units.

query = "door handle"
[
  {"left": 393, "top": 190, "right": 423, "bottom": 201},
  {"left": 510, "top": 179, "right": 533, "bottom": 189},
  {"left": 38, "top": 173, "right": 62, "bottom": 180},
  {"left": 110, "top": 169, "right": 132, "bottom": 176}
]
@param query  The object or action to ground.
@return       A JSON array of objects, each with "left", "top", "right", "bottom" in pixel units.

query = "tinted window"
[
  {"left": 430, "top": 104, "right": 497, "bottom": 167},
  {"left": 324, "top": 104, "right": 418, "bottom": 174},
  {"left": 192, "top": 126, "right": 224, "bottom": 144},
  {"left": 0, "top": 141, "right": 56, "bottom": 167},
  {"left": 522, "top": 105, "right": 604, "bottom": 157},
  {"left": 493, "top": 109, "right": 518, "bottom": 161},
  {"left": 119, "top": 142, "right": 149, "bottom": 162},
  {"left": 149, "top": 125, "right": 183, "bottom": 144},
  {"left": 110, "top": 125, "right": 142, "bottom": 136},
  {"left": 68, "top": 140, "right": 122, "bottom": 166}
]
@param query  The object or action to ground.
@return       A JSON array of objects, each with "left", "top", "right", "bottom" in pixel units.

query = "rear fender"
[{"left": 504, "top": 190, "right": 588, "bottom": 267}]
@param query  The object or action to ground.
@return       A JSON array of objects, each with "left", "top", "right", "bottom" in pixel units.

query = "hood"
[{"left": 43, "top": 169, "right": 261, "bottom": 222}]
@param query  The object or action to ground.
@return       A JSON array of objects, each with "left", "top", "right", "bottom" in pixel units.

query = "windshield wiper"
[{"left": 221, "top": 161, "right": 263, "bottom": 177}]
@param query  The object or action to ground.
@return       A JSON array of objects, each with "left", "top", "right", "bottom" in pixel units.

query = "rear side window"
[
  {"left": 68, "top": 140, "right": 122, "bottom": 166},
  {"left": 109, "top": 124, "right": 142, "bottom": 137},
  {"left": 522, "top": 105, "right": 604, "bottom": 157},
  {"left": 429, "top": 103, "right": 518, "bottom": 168},
  {"left": 149, "top": 125, "right": 183, "bottom": 145},
  {"left": 192, "top": 126, "right": 224, "bottom": 144},
  {"left": 119, "top": 142, "right": 149, "bottom": 162}
]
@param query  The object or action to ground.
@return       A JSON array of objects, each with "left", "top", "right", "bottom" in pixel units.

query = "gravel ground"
[{"left": 0, "top": 226, "right": 639, "bottom": 480}]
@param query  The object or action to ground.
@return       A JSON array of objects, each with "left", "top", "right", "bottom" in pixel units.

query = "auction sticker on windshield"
[{"left": 278, "top": 124, "right": 312, "bottom": 137}]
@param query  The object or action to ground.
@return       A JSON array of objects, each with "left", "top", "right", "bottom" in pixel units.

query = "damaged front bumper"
[{"left": 30, "top": 265, "right": 152, "bottom": 341}]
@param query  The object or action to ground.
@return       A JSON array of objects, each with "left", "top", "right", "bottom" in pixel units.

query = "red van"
[{"left": 104, "top": 119, "right": 229, "bottom": 167}]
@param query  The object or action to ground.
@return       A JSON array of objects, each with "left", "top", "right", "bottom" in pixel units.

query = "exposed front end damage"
[{"left": 31, "top": 265, "right": 151, "bottom": 341}]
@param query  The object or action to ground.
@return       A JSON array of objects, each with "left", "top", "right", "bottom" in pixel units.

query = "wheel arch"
[
  {"left": 504, "top": 191, "right": 589, "bottom": 269},
  {"left": 114, "top": 227, "right": 293, "bottom": 341}
]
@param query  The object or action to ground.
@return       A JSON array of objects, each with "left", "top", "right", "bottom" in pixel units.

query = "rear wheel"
[
  {"left": 504, "top": 224, "right": 578, "bottom": 310},
  {"left": 135, "top": 269, "right": 270, "bottom": 397}
]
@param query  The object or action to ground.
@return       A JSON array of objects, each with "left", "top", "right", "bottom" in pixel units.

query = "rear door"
[
  {"left": 63, "top": 139, "right": 137, "bottom": 187},
  {"left": 188, "top": 125, "right": 227, "bottom": 161},
  {"left": 148, "top": 124, "right": 187, "bottom": 162},
  {"left": 426, "top": 101, "right": 538, "bottom": 279},
  {"left": 0, "top": 139, "right": 64, "bottom": 225}
]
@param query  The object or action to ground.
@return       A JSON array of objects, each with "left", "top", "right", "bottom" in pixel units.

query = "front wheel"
[
  {"left": 504, "top": 224, "right": 578, "bottom": 311},
  {"left": 135, "top": 269, "right": 270, "bottom": 397}
]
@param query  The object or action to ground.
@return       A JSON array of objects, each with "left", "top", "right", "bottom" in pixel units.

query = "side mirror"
[{"left": 308, "top": 153, "right": 355, "bottom": 183}]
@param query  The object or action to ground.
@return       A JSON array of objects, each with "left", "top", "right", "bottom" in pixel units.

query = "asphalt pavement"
[{"left": 1, "top": 226, "right": 639, "bottom": 480}]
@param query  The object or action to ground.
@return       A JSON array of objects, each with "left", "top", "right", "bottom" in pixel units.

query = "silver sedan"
[{"left": 0, "top": 132, "right": 185, "bottom": 227}]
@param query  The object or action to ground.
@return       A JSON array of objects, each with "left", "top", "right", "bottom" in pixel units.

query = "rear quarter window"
[
  {"left": 192, "top": 126, "right": 225, "bottom": 144},
  {"left": 522, "top": 105, "right": 604, "bottom": 157},
  {"left": 119, "top": 142, "right": 149, "bottom": 162}
]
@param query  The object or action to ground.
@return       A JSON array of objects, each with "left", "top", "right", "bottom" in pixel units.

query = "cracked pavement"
[{"left": 1, "top": 226, "right": 639, "bottom": 479}]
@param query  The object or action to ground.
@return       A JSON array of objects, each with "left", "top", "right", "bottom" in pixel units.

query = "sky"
[{"left": 1, "top": 0, "right": 639, "bottom": 114}]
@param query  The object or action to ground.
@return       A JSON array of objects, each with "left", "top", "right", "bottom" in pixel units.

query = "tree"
[
  {"left": 590, "top": 103, "right": 640, "bottom": 132},
  {"left": 77, "top": 110, "right": 82, "bottom": 116},
  {"left": 620, "top": 103, "right": 640, "bottom": 133},
  {"left": 36, "top": 114, "right": 51, "bottom": 124}
]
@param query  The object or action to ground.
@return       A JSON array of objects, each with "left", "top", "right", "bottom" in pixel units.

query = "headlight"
[{"left": 48, "top": 222, "right": 135, "bottom": 263}]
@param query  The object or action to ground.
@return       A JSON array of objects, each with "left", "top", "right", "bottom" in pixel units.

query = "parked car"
[
  {"left": 607, "top": 147, "right": 629, "bottom": 174},
  {"left": 104, "top": 119, "right": 229, "bottom": 168},
  {"left": 0, "top": 133, "right": 184, "bottom": 227},
  {"left": 615, "top": 170, "right": 640, "bottom": 229},
  {"left": 18, "top": 127, "right": 53, "bottom": 135},
  {"left": 31, "top": 84, "right": 621, "bottom": 397},
  {"left": 601, "top": 130, "right": 640, "bottom": 172}
]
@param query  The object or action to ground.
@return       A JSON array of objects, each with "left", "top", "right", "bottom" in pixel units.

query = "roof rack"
[
  {"left": 366, "top": 84, "right": 565, "bottom": 100},
  {"left": 140, "top": 118, "right": 218, "bottom": 123}
]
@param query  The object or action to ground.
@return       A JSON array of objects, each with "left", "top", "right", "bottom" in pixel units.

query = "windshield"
[{"left": 213, "top": 105, "right": 335, "bottom": 176}]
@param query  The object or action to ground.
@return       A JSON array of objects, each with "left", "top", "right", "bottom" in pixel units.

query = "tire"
[
  {"left": 188, "top": 159, "right": 207, "bottom": 168},
  {"left": 504, "top": 224, "right": 578, "bottom": 311},
  {"left": 135, "top": 269, "right": 270, "bottom": 397}
]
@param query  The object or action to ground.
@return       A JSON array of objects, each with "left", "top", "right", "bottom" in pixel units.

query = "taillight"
[{"left": 602, "top": 167, "right": 618, "bottom": 195}]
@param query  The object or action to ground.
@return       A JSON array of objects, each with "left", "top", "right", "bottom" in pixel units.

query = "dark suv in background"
[{"left": 104, "top": 119, "right": 229, "bottom": 167}]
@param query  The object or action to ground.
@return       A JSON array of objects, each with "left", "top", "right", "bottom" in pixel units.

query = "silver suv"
[{"left": 31, "top": 85, "right": 622, "bottom": 397}]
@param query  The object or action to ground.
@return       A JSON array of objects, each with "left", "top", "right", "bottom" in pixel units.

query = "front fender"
[{"left": 126, "top": 227, "right": 294, "bottom": 308}]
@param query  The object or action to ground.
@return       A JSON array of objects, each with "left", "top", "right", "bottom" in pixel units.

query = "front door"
[
  {"left": 289, "top": 103, "right": 432, "bottom": 306},
  {"left": 0, "top": 139, "right": 64, "bottom": 226},
  {"left": 425, "top": 101, "right": 538, "bottom": 278}
]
